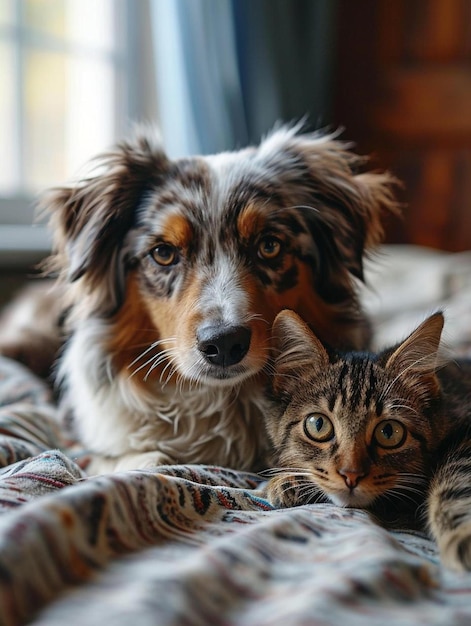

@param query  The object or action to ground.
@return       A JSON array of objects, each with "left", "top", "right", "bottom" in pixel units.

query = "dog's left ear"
[
  {"left": 258, "top": 127, "right": 400, "bottom": 284},
  {"left": 41, "top": 130, "right": 170, "bottom": 314}
]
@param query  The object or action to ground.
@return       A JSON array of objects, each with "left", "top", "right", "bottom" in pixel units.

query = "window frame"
[{"left": 0, "top": 0, "right": 150, "bottom": 259}]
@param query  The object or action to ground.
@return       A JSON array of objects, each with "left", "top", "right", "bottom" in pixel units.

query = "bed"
[{"left": 1, "top": 245, "right": 471, "bottom": 625}]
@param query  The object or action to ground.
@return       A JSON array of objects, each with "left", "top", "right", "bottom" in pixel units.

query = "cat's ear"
[
  {"left": 384, "top": 312, "right": 444, "bottom": 377},
  {"left": 271, "top": 310, "right": 329, "bottom": 396}
]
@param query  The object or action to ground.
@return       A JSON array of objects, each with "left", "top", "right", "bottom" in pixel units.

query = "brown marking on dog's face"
[
  {"left": 132, "top": 267, "right": 272, "bottom": 386},
  {"left": 237, "top": 203, "right": 267, "bottom": 243},
  {"left": 111, "top": 192, "right": 369, "bottom": 386},
  {"left": 278, "top": 260, "right": 367, "bottom": 350},
  {"left": 106, "top": 272, "right": 211, "bottom": 391},
  {"left": 106, "top": 274, "right": 161, "bottom": 378},
  {"left": 245, "top": 251, "right": 364, "bottom": 353},
  {"left": 126, "top": 268, "right": 218, "bottom": 386},
  {"left": 142, "top": 267, "right": 205, "bottom": 349},
  {"left": 159, "top": 212, "right": 194, "bottom": 249}
]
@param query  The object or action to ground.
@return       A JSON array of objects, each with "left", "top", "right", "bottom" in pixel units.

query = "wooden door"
[{"left": 334, "top": 0, "right": 471, "bottom": 251}]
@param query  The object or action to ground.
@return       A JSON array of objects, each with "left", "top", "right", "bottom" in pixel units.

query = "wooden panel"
[
  {"left": 334, "top": 0, "right": 471, "bottom": 252},
  {"left": 375, "top": 68, "right": 471, "bottom": 139},
  {"left": 377, "top": 1, "right": 471, "bottom": 64}
]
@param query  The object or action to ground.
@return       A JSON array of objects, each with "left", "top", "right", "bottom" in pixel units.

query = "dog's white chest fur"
[{"left": 61, "top": 322, "right": 267, "bottom": 473}]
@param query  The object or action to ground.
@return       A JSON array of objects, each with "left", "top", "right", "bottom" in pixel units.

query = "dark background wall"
[
  {"left": 333, "top": 0, "right": 471, "bottom": 252},
  {"left": 220, "top": 0, "right": 471, "bottom": 252}
]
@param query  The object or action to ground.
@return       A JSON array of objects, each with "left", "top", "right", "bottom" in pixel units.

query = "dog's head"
[{"left": 44, "top": 126, "right": 398, "bottom": 388}]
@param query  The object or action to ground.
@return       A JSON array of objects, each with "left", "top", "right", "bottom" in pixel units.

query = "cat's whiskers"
[
  {"left": 266, "top": 470, "right": 327, "bottom": 502},
  {"left": 282, "top": 476, "right": 326, "bottom": 503},
  {"left": 268, "top": 368, "right": 307, "bottom": 383},
  {"left": 260, "top": 467, "right": 313, "bottom": 478},
  {"left": 394, "top": 477, "right": 428, "bottom": 496},
  {"left": 278, "top": 478, "right": 309, "bottom": 497},
  {"left": 297, "top": 485, "right": 326, "bottom": 505},
  {"left": 415, "top": 498, "right": 429, "bottom": 521},
  {"left": 387, "top": 402, "right": 420, "bottom": 416},
  {"left": 395, "top": 480, "right": 426, "bottom": 495},
  {"left": 397, "top": 471, "right": 428, "bottom": 482},
  {"left": 381, "top": 472, "right": 428, "bottom": 507},
  {"left": 384, "top": 488, "right": 422, "bottom": 509}
]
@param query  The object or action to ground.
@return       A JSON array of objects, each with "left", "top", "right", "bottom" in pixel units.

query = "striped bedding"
[{"left": 1, "top": 245, "right": 471, "bottom": 625}]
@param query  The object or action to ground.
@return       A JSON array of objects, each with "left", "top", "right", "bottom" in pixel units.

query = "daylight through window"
[{"left": 0, "top": 0, "right": 127, "bottom": 221}]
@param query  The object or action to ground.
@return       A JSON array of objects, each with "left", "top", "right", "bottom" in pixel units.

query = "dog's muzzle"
[{"left": 197, "top": 324, "right": 251, "bottom": 368}]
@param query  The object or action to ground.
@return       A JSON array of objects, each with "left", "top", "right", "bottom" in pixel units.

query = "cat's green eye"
[
  {"left": 373, "top": 420, "right": 406, "bottom": 449},
  {"left": 304, "top": 414, "right": 334, "bottom": 442}
]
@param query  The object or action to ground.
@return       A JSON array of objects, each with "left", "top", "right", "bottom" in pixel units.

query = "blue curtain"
[{"left": 151, "top": 0, "right": 338, "bottom": 157}]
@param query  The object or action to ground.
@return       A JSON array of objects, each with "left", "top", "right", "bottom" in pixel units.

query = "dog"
[{"left": 1, "top": 126, "right": 398, "bottom": 473}]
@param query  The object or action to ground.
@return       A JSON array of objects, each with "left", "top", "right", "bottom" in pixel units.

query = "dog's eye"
[
  {"left": 151, "top": 243, "right": 178, "bottom": 266},
  {"left": 258, "top": 236, "right": 282, "bottom": 260}
]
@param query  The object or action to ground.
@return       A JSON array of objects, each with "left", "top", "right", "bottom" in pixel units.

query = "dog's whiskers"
[
  {"left": 129, "top": 345, "right": 177, "bottom": 380},
  {"left": 184, "top": 355, "right": 209, "bottom": 392},
  {"left": 129, "top": 337, "right": 177, "bottom": 369},
  {"left": 158, "top": 358, "right": 179, "bottom": 387},
  {"left": 130, "top": 351, "right": 171, "bottom": 378},
  {"left": 143, "top": 348, "right": 179, "bottom": 382}
]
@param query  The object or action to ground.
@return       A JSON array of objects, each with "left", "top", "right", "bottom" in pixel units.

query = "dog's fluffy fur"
[
  {"left": 4, "top": 126, "right": 398, "bottom": 473},
  {"left": 0, "top": 280, "right": 63, "bottom": 379}
]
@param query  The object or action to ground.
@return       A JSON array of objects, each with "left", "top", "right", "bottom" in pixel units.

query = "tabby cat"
[{"left": 264, "top": 309, "right": 471, "bottom": 571}]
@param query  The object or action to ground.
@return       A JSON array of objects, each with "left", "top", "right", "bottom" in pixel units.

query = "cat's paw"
[
  {"left": 264, "top": 477, "right": 289, "bottom": 508},
  {"left": 438, "top": 524, "right": 471, "bottom": 572}
]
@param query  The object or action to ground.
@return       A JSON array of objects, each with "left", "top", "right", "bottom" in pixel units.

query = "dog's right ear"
[{"left": 41, "top": 130, "right": 170, "bottom": 313}]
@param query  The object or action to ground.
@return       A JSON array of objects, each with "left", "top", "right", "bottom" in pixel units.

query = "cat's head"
[{"left": 266, "top": 310, "right": 445, "bottom": 508}]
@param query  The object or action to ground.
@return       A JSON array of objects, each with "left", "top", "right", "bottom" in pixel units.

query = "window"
[{"left": 0, "top": 0, "right": 145, "bottom": 247}]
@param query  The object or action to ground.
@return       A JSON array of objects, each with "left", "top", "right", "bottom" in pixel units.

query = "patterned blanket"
[{"left": 1, "top": 245, "right": 471, "bottom": 626}]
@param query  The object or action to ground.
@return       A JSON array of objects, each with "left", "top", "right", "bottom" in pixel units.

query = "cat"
[{"left": 263, "top": 309, "right": 471, "bottom": 571}]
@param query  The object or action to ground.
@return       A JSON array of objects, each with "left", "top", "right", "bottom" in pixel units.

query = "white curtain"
[
  {"left": 149, "top": 0, "right": 337, "bottom": 157},
  {"left": 151, "top": 0, "right": 248, "bottom": 157}
]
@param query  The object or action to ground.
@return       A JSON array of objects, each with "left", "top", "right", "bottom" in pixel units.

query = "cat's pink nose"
[{"left": 338, "top": 468, "right": 365, "bottom": 489}]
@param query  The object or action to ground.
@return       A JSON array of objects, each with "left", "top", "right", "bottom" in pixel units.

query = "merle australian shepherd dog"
[{"left": 0, "top": 126, "right": 397, "bottom": 473}]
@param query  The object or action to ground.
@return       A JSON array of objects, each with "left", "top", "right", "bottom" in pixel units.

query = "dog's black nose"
[{"left": 197, "top": 325, "right": 252, "bottom": 367}]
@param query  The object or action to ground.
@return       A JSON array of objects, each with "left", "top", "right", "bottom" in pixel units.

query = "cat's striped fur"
[{"left": 264, "top": 310, "right": 471, "bottom": 571}]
